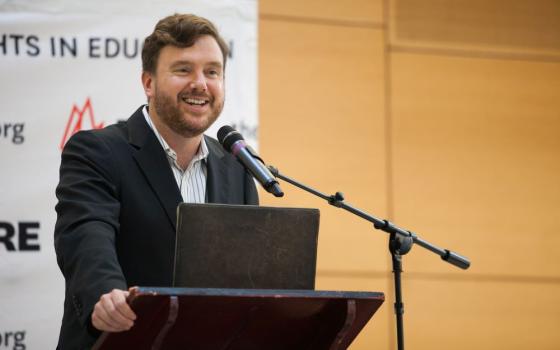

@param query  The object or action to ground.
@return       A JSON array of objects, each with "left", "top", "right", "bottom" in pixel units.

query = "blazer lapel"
[
  {"left": 127, "top": 107, "right": 182, "bottom": 230},
  {"left": 205, "top": 135, "right": 229, "bottom": 204}
]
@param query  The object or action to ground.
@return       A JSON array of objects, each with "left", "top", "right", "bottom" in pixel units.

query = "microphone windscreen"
[{"left": 217, "top": 126, "right": 244, "bottom": 151}]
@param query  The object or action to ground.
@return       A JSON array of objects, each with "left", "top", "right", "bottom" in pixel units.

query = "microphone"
[{"left": 217, "top": 126, "right": 284, "bottom": 197}]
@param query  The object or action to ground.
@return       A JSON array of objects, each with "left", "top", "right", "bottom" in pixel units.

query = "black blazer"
[{"left": 54, "top": 106, "right": 258, "bottom": 349}]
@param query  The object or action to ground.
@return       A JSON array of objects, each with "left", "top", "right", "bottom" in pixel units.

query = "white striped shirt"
[{"left": 142, "top": 106, "right": 208, "bottom": 203}]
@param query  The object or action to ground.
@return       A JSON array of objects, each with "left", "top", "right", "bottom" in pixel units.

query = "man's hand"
[{"left": 91, "top": 289, "right": 137, "bottom": 332}]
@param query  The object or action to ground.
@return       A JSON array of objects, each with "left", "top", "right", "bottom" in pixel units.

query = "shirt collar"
[{"left": 142, "top": 105, "right": 209, "bottom": 164}]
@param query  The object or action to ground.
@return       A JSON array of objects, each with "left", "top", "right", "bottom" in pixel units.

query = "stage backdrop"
[{"left": 0, "top": 0, "right": 257, "bottom": 348}]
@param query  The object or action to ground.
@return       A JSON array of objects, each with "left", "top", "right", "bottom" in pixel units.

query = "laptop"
[{"left": 173, "top": 203, "right": 320, "bottom": 290}]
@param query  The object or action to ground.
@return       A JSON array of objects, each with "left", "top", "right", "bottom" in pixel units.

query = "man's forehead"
[{"left": 161, "top": 37, "right": 223, "bottom": 60}]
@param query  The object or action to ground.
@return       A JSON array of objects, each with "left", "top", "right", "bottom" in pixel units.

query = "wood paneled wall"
[{"left": 258, "top": 0, "right": 560, "bottom": 349}]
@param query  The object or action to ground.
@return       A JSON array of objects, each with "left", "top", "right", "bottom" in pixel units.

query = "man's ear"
[{"left": 141, "top": 71, "right": 154, "bottom": 99}]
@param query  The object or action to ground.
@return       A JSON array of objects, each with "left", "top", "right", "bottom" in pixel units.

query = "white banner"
[{"left": 0, "top": 1, "right": 257, "bottom": 348}]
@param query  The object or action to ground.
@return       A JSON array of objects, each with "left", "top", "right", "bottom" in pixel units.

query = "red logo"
[{"left": 60, "top": 97, "right": 104, "bottom": 150}]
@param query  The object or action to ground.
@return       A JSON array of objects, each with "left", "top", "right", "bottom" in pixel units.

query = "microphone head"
[{"left": 217, "top": 125, "right": 244, "bottom": 151}]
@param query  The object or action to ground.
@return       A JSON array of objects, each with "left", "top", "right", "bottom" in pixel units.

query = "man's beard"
[{"left": 153, "top": 87, "right": 223, "bottom": 138}]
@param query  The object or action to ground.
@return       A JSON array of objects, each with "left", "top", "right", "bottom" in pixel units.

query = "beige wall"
[{"left": 259, "top": 0, "right": 560, "bottom": 349}]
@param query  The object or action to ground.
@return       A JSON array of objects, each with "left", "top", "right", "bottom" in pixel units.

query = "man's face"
[{"left": 144, "top": 35, "right": 225, "bottom": 138}]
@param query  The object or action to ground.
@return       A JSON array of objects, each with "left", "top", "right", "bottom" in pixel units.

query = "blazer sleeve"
[{"left": 54, "top": 130, "right": 127, "bottom": 331}]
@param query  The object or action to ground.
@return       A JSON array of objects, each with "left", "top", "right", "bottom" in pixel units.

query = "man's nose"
[{"left": 189, "top": 72, "right": 207, "bottom": 92}]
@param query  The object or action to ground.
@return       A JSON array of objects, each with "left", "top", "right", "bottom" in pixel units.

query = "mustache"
[{"left": 179, "top": 91, "right": 211, "bottom": 99}]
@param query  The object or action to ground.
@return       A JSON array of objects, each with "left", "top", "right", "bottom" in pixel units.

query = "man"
[{"left": 54, "top": 14, "right": 258, "bottom": 349}]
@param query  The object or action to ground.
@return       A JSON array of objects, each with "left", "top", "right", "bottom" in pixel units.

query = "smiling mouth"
[{"left": 182, "top": 97, "right": 209, "bottom": 106}]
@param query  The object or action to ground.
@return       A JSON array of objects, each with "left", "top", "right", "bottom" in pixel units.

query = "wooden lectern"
[{"left": 92, "top": 287, "right": 384, "bottom": 350}]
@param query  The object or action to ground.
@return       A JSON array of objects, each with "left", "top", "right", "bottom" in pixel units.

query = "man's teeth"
[{"left": 183, "top": 97, "right": 207, "bottom": 105}]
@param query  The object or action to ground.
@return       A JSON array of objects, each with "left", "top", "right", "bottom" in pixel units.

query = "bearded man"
[{"left": 54, "top": 14, "right": 258, "bottom": 349}]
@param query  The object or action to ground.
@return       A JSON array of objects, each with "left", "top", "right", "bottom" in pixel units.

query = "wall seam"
[
  {"left": 317, "top": 270, "right": 560, "bottom": 285},
  {"left": 260, "top": 13, "right": 385, "bottom": 29},
  {"left": 390, "top": 44, "right": 560, "bottom": 63},
  {"left": 383, "top": 1, "right": 396, "bottom": 349}
]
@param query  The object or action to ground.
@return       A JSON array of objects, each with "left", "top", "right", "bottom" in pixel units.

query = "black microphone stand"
[{"left": 267, "top": 166, "right": 470, "bottom": 350}]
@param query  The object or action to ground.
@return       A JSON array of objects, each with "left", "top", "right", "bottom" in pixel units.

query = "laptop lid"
[{"left": 173, "top": 203, "right": 320, "bottom": 290}]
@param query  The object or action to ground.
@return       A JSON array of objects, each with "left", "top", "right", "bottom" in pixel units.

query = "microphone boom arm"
[{"left": 267, "top": 165, "right": 470, "bottom": 269}]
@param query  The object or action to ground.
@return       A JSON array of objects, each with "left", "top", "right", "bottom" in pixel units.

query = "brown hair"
[{"left": 142, "top": 13, "right": 229, "bottom": 74}]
